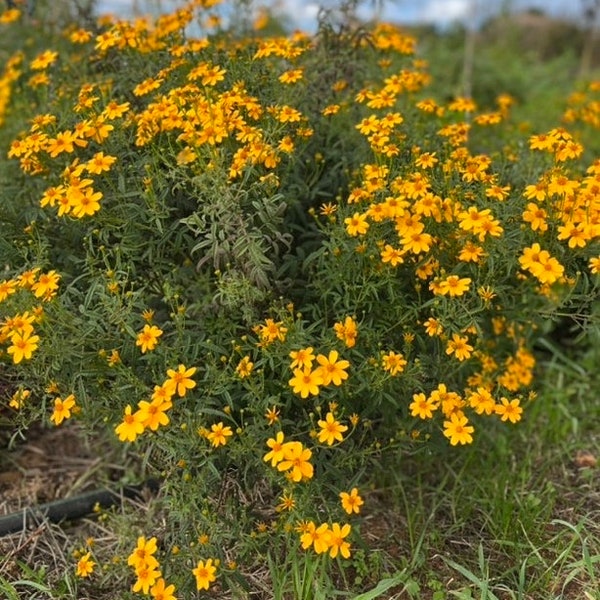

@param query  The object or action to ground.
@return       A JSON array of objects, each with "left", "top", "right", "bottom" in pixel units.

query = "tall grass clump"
[{"left": 1, "top": 0, "right": 599, "bottom": 597}]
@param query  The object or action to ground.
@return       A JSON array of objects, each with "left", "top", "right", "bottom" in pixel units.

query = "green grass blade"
[{"left": 352, "top": 571, "right": 409, "bottom": 600}]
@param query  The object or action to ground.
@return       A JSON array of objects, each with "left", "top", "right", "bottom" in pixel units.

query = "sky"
[{"left": 95, "top": 0, "right": 587, "bottom": 31}]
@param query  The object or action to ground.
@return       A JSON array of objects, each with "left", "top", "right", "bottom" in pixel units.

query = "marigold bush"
[{"left": 1, "top": 0, "right": 599, "bottom": 596}]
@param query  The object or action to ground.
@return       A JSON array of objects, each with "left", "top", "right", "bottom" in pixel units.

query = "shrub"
[{"left": 1, "top": 0, "right": 599, "bottom": 596}]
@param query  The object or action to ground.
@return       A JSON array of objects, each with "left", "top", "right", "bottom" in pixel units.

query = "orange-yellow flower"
[
  {"left": 7, "top": 332, "right": 39, "bottom": 363},
  {"left": 435, "top": 275, "right": 471, "bottom": 297},
  {"left": 277, "top": 441, "right": 314, "bottom": 482},
  {"left": 300, "top": 521, "right": 330, "bottom": 554},
  {"left": 165, "top": 364, "right": 197, "bottom": 397},
  {"left": 127, "top": 536, "right": 158, "bottom": 571},
  {"left": 264, "top": 431, "right": 286, "bottom": 466},
  {"left": 31, "top": 270, "right": 60, "bottom": 298},
  {"left": 381, "top": 351, "right": 407, "bottom": 376},
  {"left": 334, "top": 316, "right": 358, "bottom": 348},
  {"left": 445, "top": 333, "right": 474, "bottom": 361},
  {"left": 149, "top": 578, "right": 177, "bottom": 600},
  {"left": 235, "top": 355, "right": 254, "bottom": 378},
  {"left": 289, "top": 347, "right": 315, "bottom": 370},
  {"left": 50, "top": 394, "right": 77, "bottom": 426},
  {"left": 136, "top": 324, "right": 163, "bottom": 353},
  {"left": 192, "top": 558, "right": 217, "bottom": 591},
  {"left": 205, "top": 422, "right": 233, "bottom": 447},
  {"left": 317, "top": 412, "right": 348, "bottom": 445},
  {"left": 409, "top": 392, "right": 438, "bottom": 419},
  {"left": 443, "top": 412, "right": 474, "bottom": 445},
  {"left": 289, "top": 367, "right": 323, "bottom": 398},
  {"left": 76, "top": 552, "right": 95, "bottom": 578},
  {"left": 340, "top": 487, "right": 364, "bottom": 515},
  {"left": 115, "top": 405, "right": 144, "bottom": 442},
  {"left": 495, "top": 397, "right": 523, "bottom": 423},
  {"left": 327, "top": 522, "right": 352, "bottom": 558},
  {"left": 315, "top": 351, "right": 349, "bottom": 386},
  {"left": 137, "top": 397, "right": 171, "bottom": 431},
  {"left": 344, "top": 212, "right": 369, "bottom": 236}
]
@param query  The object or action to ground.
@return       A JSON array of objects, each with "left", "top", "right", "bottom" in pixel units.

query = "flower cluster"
[
  {"left": 298, "top": 520, "right": 352, "bottom": 559},
  {"left": 264, "top": 432, "right": 314, "bottom": 482},
  {"left": 127, "top": 537, "right": 177, "bottom": 599},
  {"left": 114, "top": 364, "right": 195, "bottom": 442},
  {"left": 1, "top": 269, "right": 60, "bottom": 364}
]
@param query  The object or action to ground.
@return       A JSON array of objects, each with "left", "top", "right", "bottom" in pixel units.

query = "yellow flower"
[
  {"left": 30, "top": 50, "right": 58, "bottom": 70},
  {"left": 76, "top": 552, "right": 95, "bottom": 578},
  {"left": 380, "top": 244, "right": 405, "bottom": 266},
  {"left": 468, "top": 387, "right": 496, "bottom": 415},
  {"left": 137, "top": 397, "right": 171, "bottom": 431},
  {"left": 133, "top": 565, "right": 161, "bottom": 595},
  {"left": 9, "top": 389, "right": 31, "bottom": 409},
  {"left": 70, "top": 187, "right": 103, "bottom": 218},
  {"left": 165, "top": 364, "right": 197, "bottom": 397},
  {"left": 85, "top": 151, "right": 116, "bottom": 174},
  {"left": 7, "top": 332, "right": 40, "bottom": 363},
  {"left": 328, "top": 523, "right": 352, "bottom": 558},
  {"left": 31, "top": 270, "right": 60, "bottom": 298},
  {"left": 344, "top": 212, "right": 369, "bottom": 236},
  {"left": 192, "top": 558, "right": 217, "bottom": 591},
  {"left": 206, "top": 422, "right": 233, "bottom": 447},
  {"left": 530, "top": 254, "right": 565, "bottom": 285},
  {"left": 300, "top": 521, "right": 331, "bottom": 554},
  {"left": 289, "top": 347, "right": 315, "bottom": 370},
  {"left": 256, "top": 318, "right": 287, "bottom": 344},
  {"left": 317, "top": 412, "right": 348, "bottom": 445},
  {"left": 127, "top": 536, "right": 158, "bottom": 571},
  {"left": 115, "top": 405, "right": 144, "bottom": 442},
  {"left": 277, "top": 441, "right": 314, "bottom": 482},
  {"left": 381, "top": 351, "right": 407, "bottom": 376},
  {"left": 334, "top": 316, "right": 358, "bottom": 348},
  {"left": 46, "top": 130, "right": 77, "bottom": 158},
  {"left": 150, "top": 578, "right": 177, "bottom": 600},
  {"left": 289, "top": 367, "right": 323, "bottom": 399},
  {"left": 340, "top": 487, "right": 364, "bottom": 515},
  {"left": 445, "top": 333, "right": 474, "bottom": 361},
  {"left": 423, "top": 317, "right": 443, "bottom": 337},
  {"left": 409, "top": 392, "right": 438, "bottom": 419},
  {"left": 264, "top": 431, "right": 286, "bottom": 466},
  {"left": 235, "top": 355, "right": 254, "bottom": 378},
  {"left": 0, "top": 8, "right": 21, "bottom": 23},
  {"left": 443, "top": 412, "right": 475, "bottom": 446},
  {"left": 0, "top": 278, "right": 17, "bottom": 301},
  {"left": 264, "top": 406, "right": 280, "bottom": 425},
  {"left": 50, "top": 394, "right": 77, "bottom": 426},
  {"left": 521, "top": 202, "right": 548, "bottom": 232},
  {"left": 435, "top": 275, "right": 472, "bottom": 297},
  {"left": 279, "top": 68, "right": 304, "bottom": 83},
  {"left": 315, "top": 351, "right": 349, "bottom": 386},
  {"left": 277, "top": 491, "right": 296, "bottom": 512},
  {"left": 136, "top": 324, "right": 163, "bottom": 353},
  {"left": 495, "top": 397, "right": 523, "bottom": 423},
  {"left": 458, "top": 241, "right": 484, "bottom": 263}
]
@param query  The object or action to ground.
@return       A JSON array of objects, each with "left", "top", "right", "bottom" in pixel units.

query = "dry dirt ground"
[{"left": 0, "top": 422, "right": 151, "bottom": 596}]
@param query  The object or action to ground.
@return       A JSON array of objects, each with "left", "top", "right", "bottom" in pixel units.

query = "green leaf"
[{"left": 352, "top": 572, "right": 408, "bottom": 600}]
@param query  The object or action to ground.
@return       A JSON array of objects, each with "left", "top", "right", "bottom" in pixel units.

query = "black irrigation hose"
[{"left": 0, "top": 479, "right": 160, "bottom": 536}]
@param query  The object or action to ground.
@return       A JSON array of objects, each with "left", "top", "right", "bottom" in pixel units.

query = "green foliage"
[{"left": 0, "top": 1, "right": 599, "bottom": 598}]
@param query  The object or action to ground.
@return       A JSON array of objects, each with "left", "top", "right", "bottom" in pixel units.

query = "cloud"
[
  {"left": 270, "top": 0, "right": 321, "bottom": 30},
  {"left": 418, "top": 0, "right": 472, "bottom": 25}
]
